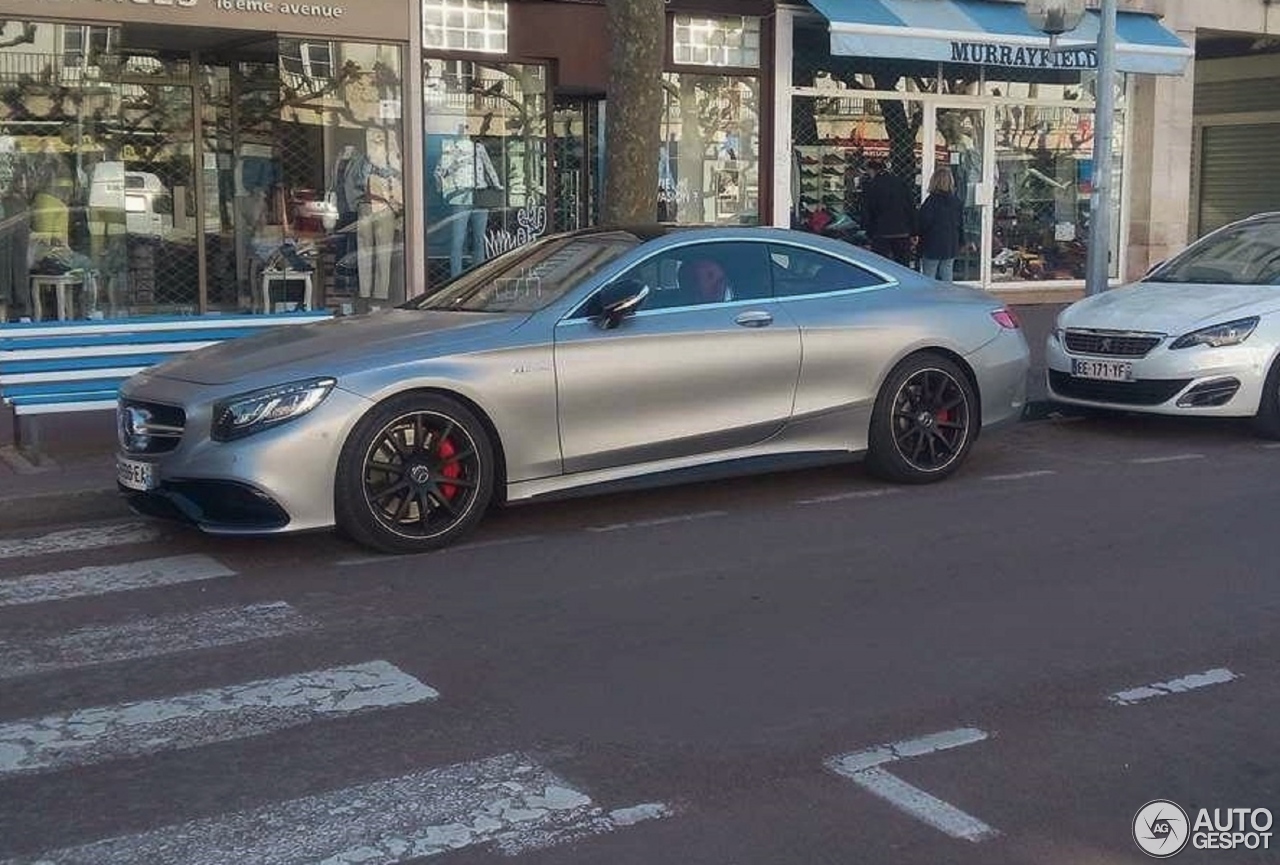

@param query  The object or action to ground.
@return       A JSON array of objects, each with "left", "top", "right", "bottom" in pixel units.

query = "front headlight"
[
  {"left": 211, "top": 377, "right": 336, "bottom": 442},
  {"left": 1169, "top": 317, "right": 1259, "bottom": 350}
]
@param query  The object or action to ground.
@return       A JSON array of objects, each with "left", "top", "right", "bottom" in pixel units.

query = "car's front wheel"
[
  {"left": 335, "top": 393, "right": 495, "bottom": 553},
  {"left": 1253, "top": 358, "right": 1280, "bottom": 440},
  {"left": 866, "top": 353, "right": 977, "bottom": 483}
]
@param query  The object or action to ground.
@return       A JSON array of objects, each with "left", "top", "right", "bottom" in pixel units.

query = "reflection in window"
[
  {"left": 659, "top": 73, "right": 760, "bottom": 226},
  {"left": 423, "top": 59, "right": 548, "bottom": 287},
  {"left": 672, "top": 16, "right": 761, "bottom": 69},
  {"left": 768, "top": 245, "right": 884, "bottom": 296},
  {"left": 423, "top": 0, "right": 508, "bottom": 54}
]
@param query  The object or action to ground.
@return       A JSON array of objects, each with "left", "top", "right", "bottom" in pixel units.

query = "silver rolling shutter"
[{"left": 1197, "top": 123, "right": 1280, "bottom": 236}]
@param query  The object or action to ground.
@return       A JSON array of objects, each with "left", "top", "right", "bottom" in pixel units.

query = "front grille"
[
  {"left": 1050, "top": 371, "right": 1191, "bottom": 406},
  {"left": 1064, "top": 330, "right": 1162, "bottom": 357},
  {"left": 118, "top": 399, "right": 186, "bottom": 454}
]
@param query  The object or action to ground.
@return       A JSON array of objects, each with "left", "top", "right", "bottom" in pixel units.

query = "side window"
[
  {"left": 768, "top": 245, "right": 886, "bottom": 297},
  {"left": 614, "top": 241, "right": 773, "bottom": 310}
]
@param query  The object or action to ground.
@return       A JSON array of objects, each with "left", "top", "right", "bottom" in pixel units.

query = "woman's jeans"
[{"left": 920, "top": 257, "right": 956, "bottom": 281}]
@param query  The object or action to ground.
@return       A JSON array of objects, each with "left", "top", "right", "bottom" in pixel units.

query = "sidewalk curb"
[{"left": 0, "top": 486, "right": 129, "bottom": 532}]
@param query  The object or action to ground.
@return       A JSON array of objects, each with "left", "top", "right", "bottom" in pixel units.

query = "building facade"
[
  {"left": 0, "top": 0, "right": 773, "bottom": 324},
  {"left": 772, "top": 0, "right": 1193, "bottom": 292}
]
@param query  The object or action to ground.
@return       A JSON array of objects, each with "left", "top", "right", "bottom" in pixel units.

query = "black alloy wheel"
[
  {"left": 866, "top": 353, "right": 977, "bottom": 483},
  {"left": 336, "top": 394, "right": 495, "bottom": 553}
]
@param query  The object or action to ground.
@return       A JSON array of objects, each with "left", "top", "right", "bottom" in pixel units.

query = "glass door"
[{"left": 925, "top": 104, "right": 990, "bottom": 284}]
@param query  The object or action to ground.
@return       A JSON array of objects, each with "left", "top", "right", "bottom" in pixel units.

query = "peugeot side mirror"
[{"left": 593, "top": 280, "right": 650, "bottom": 330}]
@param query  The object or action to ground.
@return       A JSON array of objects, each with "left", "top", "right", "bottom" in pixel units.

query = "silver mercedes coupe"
[{"left": 117, "top": 226, "right": 1030, "bottom": 553}]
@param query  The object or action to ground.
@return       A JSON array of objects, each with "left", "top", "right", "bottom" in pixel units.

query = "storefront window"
[
  {"left": 0, "top": 20, "right": 406, "bottom": 322},
  {"left": 672, "top": 15, "right": 762, "bottom": 69},
  {"left": 658, "top": 73, "right": 760, "bottom": 225},
  {"left": 423, "top": 59, "right": 548, "bottom": 286}
]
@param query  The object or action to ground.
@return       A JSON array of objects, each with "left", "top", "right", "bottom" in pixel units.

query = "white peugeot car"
[{"left": 1047, "top": 212, "right": 1280, "bottom": 437}]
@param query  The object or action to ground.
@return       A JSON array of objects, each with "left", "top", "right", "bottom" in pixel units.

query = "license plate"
[
  {"left": 1072, "top": 358, "right": 1133, "bottom": 382},
  {"left": 117, "top": 457, "right": 157, "bottom": 492}
]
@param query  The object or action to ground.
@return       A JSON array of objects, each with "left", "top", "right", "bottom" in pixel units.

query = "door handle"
[{"left": 735, "top": 310, "right": 773, "bottom": 328}]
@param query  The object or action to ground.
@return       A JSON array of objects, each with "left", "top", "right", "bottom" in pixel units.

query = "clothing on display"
[
  {"left": 356, "top": 130, "right": 403, "bottom": 300},
  {"left": 434, "top": 135, "right": 502, "bottom": 277}
]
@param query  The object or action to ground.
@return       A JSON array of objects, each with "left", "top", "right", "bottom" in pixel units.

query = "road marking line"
[
  {"left": 1129, "top": 453, "right": 1205, "bottom": 465},
  {"left": 0, "top": 522, "right": 162, "bottom": 562},
  {"left": 983, "top": 470, "right": 1056, "bottom": 482},
  {"left": 1110, "top": 668, "right": 1238, "bottom": 705},
  {"left": 0, "top": 555, "right": 235, "bottom": 608},
  {"left": 796, "top": 489, "right": 899, "bottom": 505},
  {"left": 826, "top": 728, "right": 998, "bottom": 843},
  {"left": 13, "top": 752, "right": 672, "bottom": 864},
  {"left": 586, "top": 510, "right": 728, "bottom": 533},
  {"left": 0, "top": 660, "right": 438, "bottom": 777},
  {"left": 1261, "top": 443, "right": 1280, "bottom": 450},
  {"left": 0, "top": 602, "right": 315, "bottom": 681},
  {"left": 336, "top": 535, "right": 543, "bottom": 566}
]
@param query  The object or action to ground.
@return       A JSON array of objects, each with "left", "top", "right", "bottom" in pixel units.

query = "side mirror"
[{"left": 593, "top": 279, "right": 650, "bottom": 329}]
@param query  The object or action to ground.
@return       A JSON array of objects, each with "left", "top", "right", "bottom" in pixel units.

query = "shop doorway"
[
  {"left": 922, "top": 103, "right": 991, "bottom": 285},
  {"left": 551, "top": 96, "right": 603, "bottom": 234}
]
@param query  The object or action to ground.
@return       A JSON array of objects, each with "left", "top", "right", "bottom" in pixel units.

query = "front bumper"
[
  {"left": 1044, "top": 331, "right": 1270, "bottom": 416},
  {"left": 116, "top": 379, "right": 372, "bottom": 535}
]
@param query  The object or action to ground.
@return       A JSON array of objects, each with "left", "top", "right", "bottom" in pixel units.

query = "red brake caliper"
[{"left": 438, "top": 436, "right": 461, "bottom": 499}]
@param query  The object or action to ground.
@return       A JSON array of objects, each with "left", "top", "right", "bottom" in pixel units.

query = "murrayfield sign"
[{"left": 950, "top": 41, "right": 1099, "bottom": 69}]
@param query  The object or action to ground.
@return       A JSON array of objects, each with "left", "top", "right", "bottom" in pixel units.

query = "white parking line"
[
  {"left": 586, "top": 510, "right": 728, "bottom": 533},
  {"left": 0, "top": 522, "right": 162, "bottom": 562},
  {"left": 1129, "top": 453, "right": 1205, "bottom": 465},
  {"left": 826, "top": 728, "right": 999, "bottom": 843},
  {"left": 0, "top": 660, "right": 438, "bottom": 777},
  {"left": 13, "top": 752, "right": 671, "bottom": 864},
  {"left": 0, "top": 555, "right": 235, "bottom": 608},
  {"left": 796, "top": 489, "right": 899, "bottom": 505},
  {"left": 1110, "top": 668, "right": 1238, "bottom": 705},
  {"left": 0, "top": 602, "right": 315, "bottom": 680},
  {"left": 1261, "top": 443, "right": 1280, "bottom": 450},
  {"left": 982, "top": 470, "right": 1057, "bottom": 482}
]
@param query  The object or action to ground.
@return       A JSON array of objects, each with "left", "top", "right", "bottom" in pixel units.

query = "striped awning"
[{"left": 808, "top": 0, "right": 1192, "bottom": 76}]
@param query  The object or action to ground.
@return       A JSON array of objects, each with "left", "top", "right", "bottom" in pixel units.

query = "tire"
[
  {"left": 865, "top": 353, "right": 978, "bottom": 484},
  {"left": 1253, "top": 358, "right": 1280, "bottom": 440},
  {"left": 334, "top": 393, "right": 496, "bottom": 553}
]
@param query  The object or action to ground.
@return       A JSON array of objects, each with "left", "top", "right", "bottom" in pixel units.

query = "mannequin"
[
  {"left": 356, "top": 128, "right": 402, "bottom": 302},
  {"left": 434, "top": 126, "right": 501, "bottom": 277},
  {"left": 234, "top": 141, "right": 278, "bottom": 287}
]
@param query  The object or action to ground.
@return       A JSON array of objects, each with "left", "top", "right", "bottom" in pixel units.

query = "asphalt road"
[{"left": 1, "top": 412, "right": 1278, "bottom": 864}]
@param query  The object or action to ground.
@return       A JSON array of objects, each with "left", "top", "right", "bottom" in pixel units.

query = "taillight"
[{"left": 991, "top": 308, "right": 1020, "bottom": 329}]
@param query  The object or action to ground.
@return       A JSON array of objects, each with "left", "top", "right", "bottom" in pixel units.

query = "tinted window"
[
  {"left": 607, "top": 241, "right": 773, "bottom": 311},
  {"left": 1145, "top": 218, "right": 1280, "bottom": 286},
  {"left": 410, "top": 232, "right": 639, "bottom": 313},
  {"left": 769, "top": 245, "right": 885, "bottom": 297}
]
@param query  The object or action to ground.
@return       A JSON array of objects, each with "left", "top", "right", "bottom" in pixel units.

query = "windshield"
[
  {"left": 406, "top": 232, "right": 641, "bottom": 313},
  {"left": 1145, "top": 218, "right": 1280, "bottom": 286}
]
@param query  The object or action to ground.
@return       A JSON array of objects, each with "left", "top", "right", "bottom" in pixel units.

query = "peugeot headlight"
[
  {"left": 211, "top": 377, "right": 335, "bottom": 442},
  {"left": 1169, "top": 317, "right": 1259, "bottom": 350}
]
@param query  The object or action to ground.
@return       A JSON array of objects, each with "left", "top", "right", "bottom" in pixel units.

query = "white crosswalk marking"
[
  {"left": 0, "top": 602, "right": 316, "bottom": 680},
  {"left": 3, "top": 752, "right": 671, "bottom": 865},
  {"left": 0, "top": 522, "right": 162, "bottom": 561},
  {"left": 0, "top": 660, "right": 439, "bottom": 777},
  {"left": 0, "top": 555, "right": 234, "bottom": 608}
]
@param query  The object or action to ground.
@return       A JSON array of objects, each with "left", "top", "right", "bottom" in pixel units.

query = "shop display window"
[
  {"left": 0, "top": 19, "right": 406, "bottom": 322},
  {"left": 658, "top": 73, "right": 760, "bottom": 226},
  {"left": 423, "top": 59, "right": 548, "bottom": 287}
]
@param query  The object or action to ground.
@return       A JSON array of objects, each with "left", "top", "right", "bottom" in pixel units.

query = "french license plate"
[
  {"left": 117, "top": 457, "right": 157, "bottom": 492},
  {"left": 1072, "top": 358, "right": 1133, "bottom": 382}
]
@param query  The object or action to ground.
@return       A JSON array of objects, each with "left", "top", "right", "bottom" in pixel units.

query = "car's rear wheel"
[
  {"left": 1253, "top": 358, "right": 1280, "bottom": 439},
  {"left": 866, "top": 353, "right": 977, "bottom": 483},
  {"left": 335, "top": 393, "right": 495, "bottom": 553}
]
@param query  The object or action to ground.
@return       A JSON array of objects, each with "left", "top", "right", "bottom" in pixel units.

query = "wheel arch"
[
  {"left": 879, "top": 346, "right": 983, "bottom": 432},
  {"left": 355, "top": 386, "right": 510, "bottom": 505}
]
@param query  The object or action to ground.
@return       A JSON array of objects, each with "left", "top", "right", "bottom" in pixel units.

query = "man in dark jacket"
[{"left": 860, "top": 159, "right": 915, "bottom": 266}]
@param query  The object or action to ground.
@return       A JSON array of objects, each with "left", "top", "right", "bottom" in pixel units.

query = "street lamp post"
[
  {"left": 1086, "top": 0, "right": 1118, "bottom": 297},
  {"left": 1025, "top": 0, "right": 1117, "bottom": 296}
]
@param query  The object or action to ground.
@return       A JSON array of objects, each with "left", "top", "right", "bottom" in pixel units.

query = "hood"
[
  {"left": 1060, "top": 281, "right": 1280, "bottom": 335},
  {"left": 151, "top": 310, "right": 525, "bottom": 386}
]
